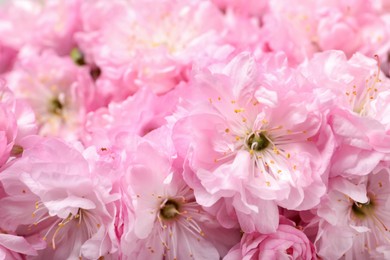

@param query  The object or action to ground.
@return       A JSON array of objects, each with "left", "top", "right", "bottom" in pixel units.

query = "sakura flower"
[
  {"left": 5, "top": 50, "right": 94, "bottom": 141},
  {"left": 120, "top": 139, "right": 240, "bottom": 259},
  {"left": 173, "top": 52, "right": 331, "bottom": 233},
  {"left": 315, "top": 168, "right": 390, "bottom": 259},
  {"left": 0, "top": 136, "right": 119, "bottom": 259},
  {"left": 300, "top": 51, "right": 390, "bottom": 177},
  {"left": 260, "top": 0, "right": 390, "bottom": 65},
  {"left": 224, "top": 219, "right": 316, "bottom": 260},
  {"left": 76, "top": 0, "right": 226, "bottom": 100}
]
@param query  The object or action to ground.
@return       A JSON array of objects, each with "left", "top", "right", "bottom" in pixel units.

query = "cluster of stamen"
[
  {"left": 345, "top": 55, "right": 382, "bottom": 116},
  {"left": 31, "top": 202, "right": 100, "bottom": 251}
]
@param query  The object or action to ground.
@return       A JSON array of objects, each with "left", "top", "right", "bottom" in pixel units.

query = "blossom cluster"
[{"left": 1, "top": 0, "right": 390, "bottom": 259}]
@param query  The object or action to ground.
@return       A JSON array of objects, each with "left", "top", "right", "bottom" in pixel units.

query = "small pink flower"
[
  {"left": 300, "top": 51, "right": 390, "bottom": 178},
  {"left": 224, "top": 221, "right": 316, "bottom": 260},
  {"left": 5, "top": 50, "right": 95, "bottom": 141},
  {"left": 76, "top": 0, "right": 226, "bottom": 100},
  {"left": 173, "top": 52, "right": 331, "bottom": 233},
  {"left": 120, "top": 138, "right": 240, "bottom": 259},
  {"left": 0, "top": 136, "right": 119, "bottom": 259},
  {"left": 315, "top": 168, "right": 390, "bottom": 259},
  {"left": 260, "top": 0, "right": 390, "bottom": 65}
]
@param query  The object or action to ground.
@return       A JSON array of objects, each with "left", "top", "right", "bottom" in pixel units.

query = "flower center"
[
  {"left": 352, "top": 199, "right": 375, "bottom": 219},
  {"left": 70, "top": 47, "right": 86, "bottom": 66},
  {"left": 160, "top": 199, "right": 180, "bottom": 220},
  {"left": 245, "top": 132, "right": 270, "bottom": 152},
  {"left": 11, "top": 145, "right": 23, "bottom": 156},
  {"left": 48, "top": 97, "right": 64, "bottom": 116}
]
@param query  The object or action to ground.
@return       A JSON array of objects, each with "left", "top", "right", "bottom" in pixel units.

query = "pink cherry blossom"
[
  {"left": 0, "top": 136, "right": 119, "bottom": 259},
  {"left": 5, "top": 50, "right": 95, "bottom": 141},
  {"left": 224, "top": 219, "right": 316, "bottom": 260},
  {"left": 2, "top": 0, "right": 390, "bottom": 258},
  {"left": 260, "top": 0, "right": 390, "bottom": 65},
  {"left": 315, "top": 167, "right": 390, "bottom": 259},
  {"left": 300, "top": 51, "right": 390, "bottom": 178},
  {"left": 173, "top": 52, "right": 332, "bottom": 233},
  {"left": 76, "top": 0, "right": 226, "bottom": 100},
  {"left": 120, "top": 138, "right": 240, "bottom": 259}
]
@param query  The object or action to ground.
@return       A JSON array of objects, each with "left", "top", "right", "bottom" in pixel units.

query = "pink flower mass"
[{"left": 1, "top": 0, "right": 390, "bottom": 259}]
